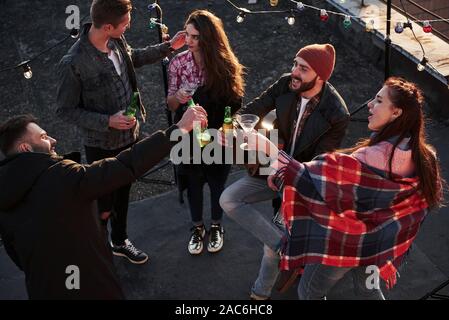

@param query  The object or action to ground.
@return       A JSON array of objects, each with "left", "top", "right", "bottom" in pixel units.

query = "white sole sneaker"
[
  {"left": 188, "top": 244, "right": 204, "bottom": 255},
  {"left": 207, "top": 243, "right": 223, "bottom": 253},
  {"left": 207, "top": 226, "right": 224, "bottom": 253},
  {"left": 188, "top": 228, "right": 206, "bottom": 255},
  {"left": 112, "top": 251, "right": 149, "bottom": 264}
]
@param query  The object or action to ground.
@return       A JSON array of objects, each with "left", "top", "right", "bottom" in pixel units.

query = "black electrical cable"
[
  {"left": 400, "top": 0, "right": 426, "bottom": 57},
  {"left": 226, "top": 0, "right": 289, "bottom": 14},
  {"left": 0, "top": 14, "right": 89, "bottom": 74}
]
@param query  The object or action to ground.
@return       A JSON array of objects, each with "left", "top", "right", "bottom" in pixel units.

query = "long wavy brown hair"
[
  {"left": 346, "top": 77, "right": 444, "bottom": 208},
  {"left": 185, "top": 10, "right": 245, "bottom": 102}
]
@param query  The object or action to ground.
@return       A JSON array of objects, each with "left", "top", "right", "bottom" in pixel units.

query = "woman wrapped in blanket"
[{"left": 246, "top": 77, "right": 444, "bottom": 299}]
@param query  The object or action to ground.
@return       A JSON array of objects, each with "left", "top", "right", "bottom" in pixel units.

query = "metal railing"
[
  {"left": 420, "top": 278, "right": 449, "bottom": 300},
  {"left": 381, "top": 0, "right": 449, "bottom": 43}
]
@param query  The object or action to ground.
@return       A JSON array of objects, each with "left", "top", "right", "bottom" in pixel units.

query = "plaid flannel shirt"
[{"left": 288, "top": 95, "right": 320, "bottom": 154}]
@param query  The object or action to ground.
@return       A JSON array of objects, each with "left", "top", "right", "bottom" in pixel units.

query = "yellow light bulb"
[{"left": 366, "top": 19, "right": 375, "bottom": 32}]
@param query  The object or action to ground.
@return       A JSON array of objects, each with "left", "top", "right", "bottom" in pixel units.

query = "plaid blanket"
[{"left": 278, "top": 151, "right": 428, "bottom": 288}]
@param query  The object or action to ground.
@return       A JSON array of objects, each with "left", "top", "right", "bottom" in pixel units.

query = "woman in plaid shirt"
[{"left": 167, "top": 10, "right": 245, "bottom": 256}]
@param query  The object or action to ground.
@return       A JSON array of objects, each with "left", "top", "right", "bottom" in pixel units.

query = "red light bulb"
[
  {"left": 423, "top": 21, "right": 432, "bottom": 33},
  {"left": 320, "top": 9, "right": 329, "bottom": 22}
]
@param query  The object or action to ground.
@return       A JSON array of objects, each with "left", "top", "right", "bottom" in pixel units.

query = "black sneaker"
[
  {"left": 111, "top": 239, "right": 148, "bottom": 264},
  {"left": 188, "top": 225, "right": 206, "bottom": 255},
  {"left": 207, "top": 224, "right": 224, "bottom": 253}
]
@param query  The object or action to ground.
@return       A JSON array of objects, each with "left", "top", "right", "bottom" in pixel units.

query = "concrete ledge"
[{"left": 320, "top": 0, "right": 449, "bottom": 118}]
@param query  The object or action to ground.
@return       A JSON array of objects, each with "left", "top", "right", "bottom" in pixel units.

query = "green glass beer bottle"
[
  {"left": 187, "top": 98, "right": 196, "bottom": 108},
  {"left": 124, "top": 92, "right": 139, "bottom": 117},
  {"left": 187, "top": 98, "right": 210, "bottom": 147},
  {"left": 222, "top": 106, "right": 233, "bottom": 133}
]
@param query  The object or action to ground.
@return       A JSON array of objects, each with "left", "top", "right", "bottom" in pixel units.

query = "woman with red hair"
[{"left": 248, "top": 77, "right": 444, "bottom": 299}]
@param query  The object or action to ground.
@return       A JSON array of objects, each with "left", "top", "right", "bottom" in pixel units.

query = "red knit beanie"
[{"left": 296, "top": 44, "right": 336, "bottom": 82}]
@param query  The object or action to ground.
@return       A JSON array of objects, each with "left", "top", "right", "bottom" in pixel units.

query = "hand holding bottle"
[
  {"left": 176, "top": 83, "right": 197, "bottom": 105},
  {"left": 177, "top": 105, "right": 208, "bottom": 134},
  {"left": 109, "top": 111, "right": 136, "bottom": 130}
]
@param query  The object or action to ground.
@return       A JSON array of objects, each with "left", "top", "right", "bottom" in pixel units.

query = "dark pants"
[
  {"left": 85, "top": 143, "right": 134, "bottom": 245},
  {"left": 183, "top": 163, "right": 231, "bottom": 224}
]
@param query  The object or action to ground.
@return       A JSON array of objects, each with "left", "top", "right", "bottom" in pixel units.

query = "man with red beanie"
[{"left": 220, "top": 43, "right": 350, "bottom": 299}]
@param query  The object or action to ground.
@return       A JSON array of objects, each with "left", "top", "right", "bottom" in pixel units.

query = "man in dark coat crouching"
[{"left": 0, "top": 106, "right": 206, "bottom": 299}]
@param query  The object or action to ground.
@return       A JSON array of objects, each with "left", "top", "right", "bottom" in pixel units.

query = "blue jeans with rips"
[
  {"left": 298, "top": 264, "right": 385, "bottom": 300},
  {"left": 220, "top": 175, "right": 386, "bottom": 300},
  {"left": 219, "top": 175, "right": 283, "bottom": 298}
]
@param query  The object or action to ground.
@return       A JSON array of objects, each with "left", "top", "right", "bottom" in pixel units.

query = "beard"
[
  {"left": 289, "top": 75, "right": 318, "bottom": 94},
  {"left": 30, "top": 143, "right": 56, "bottom": 155}
]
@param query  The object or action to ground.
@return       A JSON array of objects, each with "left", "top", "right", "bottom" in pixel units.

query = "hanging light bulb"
[
  {"left": 365, "top": 19, "right": 375, "bottom": 32},
  {"left": 161, "top": 24, "right": 168, "bottom": 34},
  {"left": 320, "top": 9, "right": 329, "bottom": 22},
  {"left": 70, "top": 28, "right": 79, "bottom": 39},
  {"left": 394, "top": 22, "right": 404, "bottom": 34},
  {"left": 287, "top": 11, "right": 295, "bottom": 26},
  {"left": 21, "top": 63, "right": 32, "bottom": 79},
  {"left": 270, "top": 0, "right": 279, "bottom": 6},
  {"left": 423, "top": 21, "right": 432, "bottom": 33},
  {"left": 147, "top": 3, "right": 157, "bottom": 11},
  {"left": 162, "top": 57, "right": 170, "bottom": 66},
  {"left": 149, "top": 18, "right": 157, "bottom": 29},
  {"left": 343, "top": 15, "right": 352, "bottom": 29},
  {"left": 236, "top": 12, "right": 245, "bottom": 24},
  {"left": 296, "top": 2, "right": 305, "bottom": 11},
  {"left": 417, "top": 57, "right": 428, "bottom": 72}
]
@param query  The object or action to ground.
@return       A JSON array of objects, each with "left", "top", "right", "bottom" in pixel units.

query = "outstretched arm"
[
  {"left": 77, "top": 106, "right": 207, "bottom": 200},
  {"left": 131, "top": 31, "right": 185, "bottom": 68}
]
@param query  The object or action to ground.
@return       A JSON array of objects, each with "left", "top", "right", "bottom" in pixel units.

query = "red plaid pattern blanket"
[{"left": 278, "top": 151, "right": 429, "bottom": 288}]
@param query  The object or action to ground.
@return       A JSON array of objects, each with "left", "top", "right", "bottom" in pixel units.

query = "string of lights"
[
  {"left": 0, "top": 14, "right": 90, "bottom": 78},
  {"left": 226, "top": 0, "right": 449, "bottom": 87},
  {"left": 2, "top": 1, "right": 448, "bottom": 88},
  {"left": 228, "top": 0, "right": 449, "bottom": 31},
  {"left": 134, "top": 3, "right": 170, "bottom": 66},
  {"left": 145, "top": 2, "right": 169, "bottom": 34},
  {"left": 133, "top": 1, "right": 178, "bottom": 186},
  {"left": 0, "top": 2, "right": 166, "bottom": 80},
  {"left": 0, "top": 27, "right": 81, "bottom": 77},
  {"left": 398, "top": 0, "right": 427, "bottom": 72}
]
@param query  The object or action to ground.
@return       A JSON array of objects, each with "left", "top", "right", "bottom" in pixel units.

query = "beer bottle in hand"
[
  {"left": 187, "top": 98, "right": 210, "bottom": 147},
  {"left": 124, "top": 92, "right": 139, "bottom": 117}
]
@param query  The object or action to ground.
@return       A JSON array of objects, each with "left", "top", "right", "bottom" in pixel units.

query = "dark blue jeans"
[
  {"left": 298, "top": 264, "right": 385, "bottom": 300},
  {"left": 183, "top": 163, "right": 231, "bottom": 225},
  {"left": 85, "top": 143, "right": 133, "bottom": 245}
]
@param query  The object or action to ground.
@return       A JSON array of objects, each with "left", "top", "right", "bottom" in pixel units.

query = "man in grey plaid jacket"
[{"left": 56, "top": 0, "right": 185, "bottom": 264}]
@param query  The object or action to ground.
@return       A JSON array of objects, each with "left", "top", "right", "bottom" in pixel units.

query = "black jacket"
[
  {"left": 0, "top": 126, "right": 178, "bottom": 299},
  {"left": 239, "top": 74, "right": 350, "bottom": 162}
]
